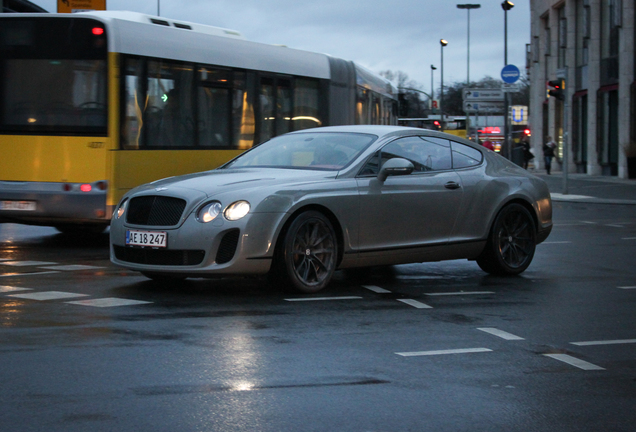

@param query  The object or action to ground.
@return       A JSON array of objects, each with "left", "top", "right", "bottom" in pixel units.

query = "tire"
[
  {"left": 477, "top": 203, "right": 536, "bottom": 275},
  {"left": 274, "top": 210, "right": 338, "bottom": 293}
]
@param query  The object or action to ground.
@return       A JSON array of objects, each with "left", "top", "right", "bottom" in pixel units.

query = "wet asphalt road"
[{"left": 1, "top": 200, "right": 635, "bottom": 432}]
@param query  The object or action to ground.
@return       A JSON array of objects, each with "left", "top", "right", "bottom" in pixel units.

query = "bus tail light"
[{"left": 80, "top": 184, "right": 92, "bottom": 192}]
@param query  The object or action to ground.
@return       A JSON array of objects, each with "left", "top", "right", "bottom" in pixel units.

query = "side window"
[
  {"left": 146, "top": 60, "right": 195, "bottom": 148},
  {"left": 374, "top": 136, "right": 451, "bottom": 173},
  {"left": 198, "top": 66, "right": 230, "bottom": 147},
  {"left": 451, "top": 141, "right": 483, "bottom": 169}
]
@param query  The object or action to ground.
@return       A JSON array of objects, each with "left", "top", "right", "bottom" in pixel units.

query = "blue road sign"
[{"left": 501, "top": 64, "right": 520, "bottom": 84}]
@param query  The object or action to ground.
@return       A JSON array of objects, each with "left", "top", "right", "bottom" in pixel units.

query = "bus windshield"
[{"left": 0, "top": 17, "right": 108, "bottom": 135}]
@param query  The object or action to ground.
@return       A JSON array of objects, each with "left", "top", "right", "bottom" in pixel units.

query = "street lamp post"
[
  {"left": 440, "top": 39, "right": 448, "bottom": 132},
  {"left": 456, "top": 4, "right": 481, "bottom": 85},
  {"left": 501, "top": 1, "right": 514, "bottom": 159},
  {"left": 430, "top": 65, "right": 437, "bottom": 113},
  {"left": 457, "top": 4, "right": 480, "bottom": 141}
]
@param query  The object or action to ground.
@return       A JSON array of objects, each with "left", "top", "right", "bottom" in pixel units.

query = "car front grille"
[
  {"left": 114, "top": 245, "right": 205, "bottom": 266},
  {"left": 126, "top": 196, "right": 186, "bottom": 226}
]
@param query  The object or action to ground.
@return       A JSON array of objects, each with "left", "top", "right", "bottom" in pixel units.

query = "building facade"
[{"left": 529, "top": 0, "right": 635, "bottom": 178}]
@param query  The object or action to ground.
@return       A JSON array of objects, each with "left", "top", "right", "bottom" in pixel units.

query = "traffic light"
[
  {"left": 524, "top": 128, "right": 531, "bottom": 136},
  {"left": 547, "top": 79, "right": 565, "bottom": 101}
]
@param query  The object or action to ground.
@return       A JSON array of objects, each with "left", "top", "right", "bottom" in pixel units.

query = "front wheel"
[
  {"left": 477, "top": 203, "right": 536, "bottom": 275},
  {"left": 274, "top": 211, "right": 338, "bottom": 293}
]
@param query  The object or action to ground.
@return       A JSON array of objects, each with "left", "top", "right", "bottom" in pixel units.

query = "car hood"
[{"left": 135, "top": 168, "right": 337, "bottom": 198}]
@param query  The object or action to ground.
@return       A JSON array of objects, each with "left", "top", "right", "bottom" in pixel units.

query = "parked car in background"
[{"left": 110, "top": 125, "right": 553, "bottom": 293}]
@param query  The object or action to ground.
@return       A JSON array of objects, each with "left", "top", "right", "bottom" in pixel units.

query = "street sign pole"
[{"left": 501, "top": 64, "right": 520, "bottom": 159}]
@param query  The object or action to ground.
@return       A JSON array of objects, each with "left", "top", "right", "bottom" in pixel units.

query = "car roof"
[{"left": 287, "top": 125, "right": 478, "bottom": 146}]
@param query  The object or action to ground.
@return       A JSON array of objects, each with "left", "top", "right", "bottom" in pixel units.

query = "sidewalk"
[{"left": 530, "top": 170, "right": 636, "bottom": 205}]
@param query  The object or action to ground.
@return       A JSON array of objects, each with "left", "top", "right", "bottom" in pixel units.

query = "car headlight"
[
  {"left": 115, "top": 198, "right": 128, "bottom": 219},
  {"left": 197, "top": 201, "right": 222, "bottom": 223},
  {"left": 224, "top": 200, "right": 250, "bottom": 221}
]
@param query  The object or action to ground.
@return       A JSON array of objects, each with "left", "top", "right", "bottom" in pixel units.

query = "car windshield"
[{"left": 223, "top": 132, "right": 377, "bottom": 170}]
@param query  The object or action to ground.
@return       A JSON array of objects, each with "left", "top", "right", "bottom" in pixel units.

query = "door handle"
[{"left": 444, "top": 181, "right": 461, "bottom": 190}]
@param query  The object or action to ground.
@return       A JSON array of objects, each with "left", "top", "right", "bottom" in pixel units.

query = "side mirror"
[{"left": 377, "top": 158, "right": 414, "bottom": 182}]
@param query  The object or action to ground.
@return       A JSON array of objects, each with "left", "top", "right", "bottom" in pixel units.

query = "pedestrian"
[
  {"left": 520, "top": 136, "right": 533, "bottom": 169},
  {"left": 543, "top": 136, "right": 557, "bottom": 175}
]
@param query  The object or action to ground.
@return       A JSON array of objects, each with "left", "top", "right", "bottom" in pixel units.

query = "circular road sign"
[{"left": 501, "top": 64, "right": 520, "bottom": 84}]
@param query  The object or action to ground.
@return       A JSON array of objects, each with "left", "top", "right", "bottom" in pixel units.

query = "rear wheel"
[
  {"left": 274, "top": 210, "right": 337, "bottom": 293},
  {"left": 477, "top": 203, "right": 536, "bottom": 275}
]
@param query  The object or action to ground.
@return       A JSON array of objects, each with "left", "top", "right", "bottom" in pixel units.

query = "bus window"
[
  {"left": 259, "top": 77, "right": 275, "bottom": 142},
  {"left": 122, "top": 57, "right": 143, "bottom": 149},
  {"left": 276, "top": 79, "right": 292, "bottom": 136},
  {"left": 0, "top": 18, "right": 107, "bottom": 135},
  {"left": 293, "top": 78, "right": 321, "bottom": 131},
  {"left": 146, "top": 60, "right": 195, "bottom": 148},
  {"left": 232, "top": 71, "right": 255, "bottom": 149},
  {"left": 198, "top": 66, "right": 230, "bottom": 147}
]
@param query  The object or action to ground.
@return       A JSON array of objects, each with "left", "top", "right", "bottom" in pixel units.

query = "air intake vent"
[
  {"left": 127, "top": 196, "right": 186, "bottom": 226},
  {"left": 174, "top": 23, "right": 192, "bottom": 30},
  {"left": 150, "top": 18, "right": 170, "bottom": 26},
  {"left": 216, "top": 229, "right": 240, "bottom": 264},
  {"left": 114, "top": 246, "right": 205, "bottom": 266}
]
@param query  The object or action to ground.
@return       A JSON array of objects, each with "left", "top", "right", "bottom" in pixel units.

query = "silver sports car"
[{"left": 110, "top": 125, "right": 552, "bottom": 293}]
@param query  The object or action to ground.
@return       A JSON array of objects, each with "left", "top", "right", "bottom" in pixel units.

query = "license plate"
[
  {"left": 0, "top": 200, "right": 37, "bottom": 211},
  {"left": 126, "top": 230, "right": 167, "bottom": 248}
]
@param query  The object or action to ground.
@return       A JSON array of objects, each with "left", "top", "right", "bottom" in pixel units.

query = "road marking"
[
  {"left": 543, "top": 354, "right": 605, "bottom": 371},
  {"left": 362, "top": 285, "right": 391, "bottom": 293},
  {"left": 618, "top": 286, "right": 636, "bottom": 290},
  {"left": 477, "top": 327, "right": 525, "bottom": 340},
  {"left": 605, "top": 224, "right": 624, "bottom": 228},
  {"left": 542, "top": 241, "right": 572, "bottom": 244},
  {"left": 426, "top": 291, "right": 495, "bottom": 296},
  {"left": 66, "top": 298, "right": 153, "bottom": 308},
  {"left": 7, "top": 291, "right": 89, "bottom": 301},
  {"left": 0, "top": 261, "right": 57, "bottom": 267},
  {"left": 622, "top": 237, "right": 636, "bottom": 240},
  {"left": 284, "top": 296, "right": 363, "bottom": 302},
  {"left": 39, "top": 265, "right": 104, "bottom": 271},
  {"left": 396, "top": 348, "right": 492, "bottom": 357},
  {"left": 571, "top": 339, "right": 636, "bottom": 346},
  {"left": 0, "top": 285, "right": 33, "bottom": 293},
  {"left": 581, "top": 221, "right": 597, "bottom": 224},
  {"left": 397, "top": 299, "right": 433, "bottom": 309},
  {"left": 0, "top": 271, "right": 60, "bottom": 278}
]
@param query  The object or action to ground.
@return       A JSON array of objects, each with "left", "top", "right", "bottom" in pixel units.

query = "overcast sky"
[{"left": 29, "top": 0, "right": 530, "bottom": 94}]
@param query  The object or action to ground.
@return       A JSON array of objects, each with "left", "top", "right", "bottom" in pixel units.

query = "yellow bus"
[{"left": 0, "top": 11, "right": 397, "bottom": 233}]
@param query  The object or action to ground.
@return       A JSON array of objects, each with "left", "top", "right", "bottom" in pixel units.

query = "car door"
[{"left": 355, "top": 135, "right": 464, "bottom": 253}]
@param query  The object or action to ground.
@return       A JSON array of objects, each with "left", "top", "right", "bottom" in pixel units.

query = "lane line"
[
  {"left": 0, "top": 271, "right": 60, "bottom": 278},
  {"left": 543, "top": 354, "right": 605, "bottom": 371},
  {"left": 362, "top": 285, "right": 391, "bottom": 294},
  {"left": 39, "top": 265, "right": 104, "bottom": 271},
  {"left": 0, "top": 261, "right": 57, "bottom": 267},
  {"left": 618, "top": 286, "right": 636, "bottom": 290},
  {"left": 284, "top": 296, "right": 362, "bottom": 302},
  {"left": 397, "top": 299, "right": 433, "bottom": 309},
  {"left": 622, "top": 237, "right": 636, "bottom": 240},
  {"left": 0, "top": 285, "right": 33, "bottom": 293},
  {"left": 477, "top": 327, "right": 525, "bottom": 340},
  {"left": 8, "top": 291, "right": 90, "bottom": 301},
  {"left": 542, "top": 241, "right": 572, "bottom": 244},
  {"left": 571, "top": 339, "right": 636, "bottom": 346},
  {"left": 67, "top": 298, "right": 153, "bottom": 308},
  {"left": 426, "top": 291, "right": 495, "bottom": 296},
  {"left": 396, "top": 348, "right": 492, "bottom": 357},
  {"left": 605, "top": 224, "right": 624, "bottom": 228}
]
